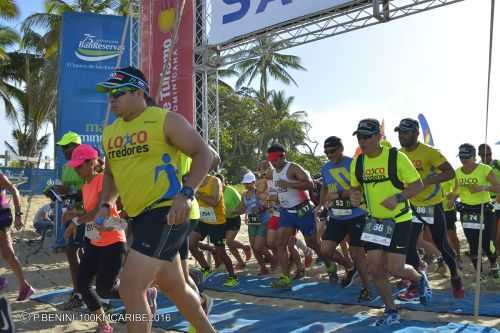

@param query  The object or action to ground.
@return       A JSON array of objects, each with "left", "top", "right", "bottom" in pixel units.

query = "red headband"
[{"left": 267, "top": 152, "right": 285, "bottom": 162}]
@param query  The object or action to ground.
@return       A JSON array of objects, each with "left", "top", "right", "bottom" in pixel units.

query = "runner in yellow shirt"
[
  {"left": 95, "top": 67, "right": 215, "bottom": 333},
  {"left": 395, "top": 118, "right": 463, "bottom": 299},
  {"left": 349, "top": 119, "right": 431, "bottom": 326},
  {"left": 190, "top": 174, "right": 238, "bottom": 287},
  {"left": 452, "top": 144, "right": 499, "bottom": 279}
]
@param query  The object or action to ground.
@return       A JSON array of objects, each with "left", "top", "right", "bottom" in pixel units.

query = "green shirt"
[
  {"left": 61, "top": 165, "right": 84, "bottom": 192},
  {"left": 351, "top": 146, "right": 421, "bottom": 223},
  {"left": 223, "top": 185, "right": 241, "bottom": 218}
]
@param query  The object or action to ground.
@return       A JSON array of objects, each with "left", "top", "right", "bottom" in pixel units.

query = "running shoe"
[
  {"left": 373, "top": 309, "right": 400, "bottom": 327},
  {"left": 146, "top": 287, "right": 158, "bottom": 316},
  {"left": 16, "top": 283, "right": 35, "bottom": 302},
  {"left": 418, "top": 272, "right": 432, "bottom": 305},
  {"left": 451, "top": 276, "right": 465, "bottom": 299},
  {"left": 243, "top": 245, "right": 252, "bottom": 262},
  {"left": 201, "top": 268, "right": 212, "bottom": 281},
  {"left": 95, "top": 322, "right": 113, "bottom": 333},
  {"left": 358, "top": 288, "right": 372, "bottom": 302},
  {"left": 397, "top": 285, "right": 419, "bottom": 302},
  {"left": 60, "top": 292, "right": 83, "bottom": 310},
  {"left": 223, "top": 276, "right": 238, "bottom": 288},
  {"left": 341, "top": 268, "right": 358, "bottom": 289},
  {"left": 0, "top": 277, "right": 7, "bottom": 291},
  {"left": 271, "top": 275, "right": 292, "bottom": 290},
  {"left": 327, "top": 265, "right": 338, "bottom": 284}
]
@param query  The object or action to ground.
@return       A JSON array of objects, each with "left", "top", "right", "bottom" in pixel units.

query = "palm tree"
[
  {"left": 4, "top": 51, "right": 55, "bottom": 159},
  {"left": 230, "top": 37, "right": 306, "bottom": 96},
  {"left": 21, "top": 0, "right": 130, "bottom": 57}
]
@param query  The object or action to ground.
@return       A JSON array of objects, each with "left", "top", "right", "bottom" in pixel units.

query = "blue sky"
[{"left": 1, "top": 0, "right": 499, "bottom": 168}]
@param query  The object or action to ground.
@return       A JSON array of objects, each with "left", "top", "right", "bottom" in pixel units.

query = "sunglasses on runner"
[
  {"left": 356, "top": 133, "right": 374, "bottom": 140},
  {"left": 109, "top": 88, "right": 136, "bottom": 99},
  {"left": 324, "top": 147, "right": 340, "bottom": 155}
]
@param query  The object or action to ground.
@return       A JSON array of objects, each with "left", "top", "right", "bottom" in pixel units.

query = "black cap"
[
  {"left": 96, "top": 66, "right": 150, "bottom": 96},
  {"left": 458, "top": 143, "right": 476, "bottom": 159},
  {"left": 324, "top": 136, "right": 342, "bottom": 148},
  {"left": 394, "top": 118, "right": 419, "bottom": 132},
  {"left": 353, "top": 119, "right": 380, "bottom": 136}
]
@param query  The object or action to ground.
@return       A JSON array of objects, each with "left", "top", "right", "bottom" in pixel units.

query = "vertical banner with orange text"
[{"left": 141, "top": 0, "right": 195, "bottom": 125}]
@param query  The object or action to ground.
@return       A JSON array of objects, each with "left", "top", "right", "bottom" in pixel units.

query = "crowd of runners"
[{"left": 0, "top": 66, "right": 499, "bottom": 332}]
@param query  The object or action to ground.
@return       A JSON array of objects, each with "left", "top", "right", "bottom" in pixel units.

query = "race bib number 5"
[{"left": 361, "top": 217, "right": 395, "bottom": 246}]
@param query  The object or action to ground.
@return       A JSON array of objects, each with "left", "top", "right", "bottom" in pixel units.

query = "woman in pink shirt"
[{"left": 64, "top": 144, "right": 155, "bottom": 333}]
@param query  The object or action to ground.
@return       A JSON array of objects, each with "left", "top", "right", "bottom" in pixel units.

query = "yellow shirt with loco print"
[
  {"left": 455, "top": 163, "right": 493, "bottom": 206},
  {"left": 351, "top": 146, "right": 421, "bottom": 223},
  {"left": 197, "top": 175, "right": 226, "bottom": 225},
  {"left": 400, "top": 143, "right": 446, "bottom": 207},
  {"left": 102, "top": 107, "right": 182, "bottom": 217}
]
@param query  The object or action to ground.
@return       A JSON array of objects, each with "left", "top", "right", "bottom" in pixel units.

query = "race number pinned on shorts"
[
  {"left": 199, "top": 207, "right": 217, "bottom": 224},
  {"left": 329, "top": 200, "right": 352, "bottom": 217},
  {"left": 85, "top": 222, "right": 100, "bottom": 241},
  {"left": 494, "top": 202, "right": 500, "bottom": 211},
  {"left": 361, "top": 217, "right": 395, "bottom": 247},
  {"left": 462, "top": 213, "right": 483, "bottom": 230},
  {"left": 248, "top": 214, "right": 261, "bottom": 225},
  {"left": 412, "top": 206, "right": 434, "bottom": 224}
]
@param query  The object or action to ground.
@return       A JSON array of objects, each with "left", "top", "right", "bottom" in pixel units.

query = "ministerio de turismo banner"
[
  {"left": 55, "top": 12, "right": 130, "bottom": 247},
  {"left": 141, "top": 0, "right": 195, "bottom": 125}
]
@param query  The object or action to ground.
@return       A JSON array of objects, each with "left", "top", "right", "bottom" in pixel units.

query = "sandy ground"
[{"left": 1, "top": 195, "right": 499, "bottom": 332}]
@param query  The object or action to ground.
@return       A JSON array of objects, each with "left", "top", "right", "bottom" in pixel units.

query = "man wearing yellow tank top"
[{"left": 94, "top": 67, "right": 216, "bottom": 333}]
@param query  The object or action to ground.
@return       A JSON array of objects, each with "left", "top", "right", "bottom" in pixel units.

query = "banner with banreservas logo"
[{"left": 54, "top": 12, "right": 130, "bottom": 248}]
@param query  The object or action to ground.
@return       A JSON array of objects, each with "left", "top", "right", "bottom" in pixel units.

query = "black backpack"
[{"left": 354, "top": 147, "right": 404, "bottom": 189}]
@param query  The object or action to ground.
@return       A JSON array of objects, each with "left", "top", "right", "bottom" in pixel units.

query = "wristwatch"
[{"left": 178, "top": 186, "right": 194, "bottom": 200}]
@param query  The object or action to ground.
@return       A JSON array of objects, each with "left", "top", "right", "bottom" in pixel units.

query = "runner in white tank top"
[{"left": 266, "top": 144, "right": 333, "bottom": 289}]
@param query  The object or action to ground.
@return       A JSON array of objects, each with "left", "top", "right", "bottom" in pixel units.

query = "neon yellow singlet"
[
  {"left": 198, "top": 175, "right": 226, "bottom": 225},
  {"left": 400, "top": 143, "right": 446, "bottom": 207},
  {"left": 178, "top": 153, "right": 200, "bottom": 220},
  {"left": 351, "top": 146, "right": 421, "bottom": 223},
  {"left": 455, "top": 163, "right": 493, "bottom": 205},
  {"left": 102, "top": 107, "right": 182, "bottom": 217}
]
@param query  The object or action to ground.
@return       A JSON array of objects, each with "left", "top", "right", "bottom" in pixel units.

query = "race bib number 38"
[{"left": 361, "top": 217, "right": 395, "bottom": 246}]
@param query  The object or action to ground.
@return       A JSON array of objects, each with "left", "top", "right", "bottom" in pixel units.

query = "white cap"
[{"left": 241, "top": 171, "right": 256, "bottom": 184}]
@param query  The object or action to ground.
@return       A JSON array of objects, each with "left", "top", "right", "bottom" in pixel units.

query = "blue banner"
[
  {"left": 418, "top": 113, "right": 435, "bottom": 147},
  {"left": 0, "top": 167, "right": 56, "bottom": 195},
  {"left": 54, "top": 12, "right": 130, "bottom": 248}
]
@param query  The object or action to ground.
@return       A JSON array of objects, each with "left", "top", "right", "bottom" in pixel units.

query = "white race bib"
[
  {"left": 361, "top": 217, "right": 395, "bottom": 247},
  {"left": 494, "top": 202, "right": 500, "bottom": 210},
  {"left": 412, "top": 206, "right": 434, "bottom": 224},
  {"left": 84, "top": 222, "right": 101, "bottom": 241},
  {"left": 331, "top": 209, "right": 353, "bottom": 217},
  {"left": 199, "top": 207, "right": 217, "bottom": 224},
  {"left": 462, "top": 213, "right": 483, "bottom": 230}
]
